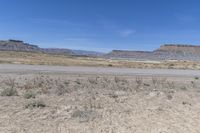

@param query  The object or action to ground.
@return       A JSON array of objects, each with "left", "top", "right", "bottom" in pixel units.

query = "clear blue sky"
[{"left": 1, "top": 0, "right": 200, "bottom": 52}]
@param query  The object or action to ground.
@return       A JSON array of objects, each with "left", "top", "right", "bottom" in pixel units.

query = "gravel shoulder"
[{"left": 0, "top": 64, "right": 200, "bottom": 77}]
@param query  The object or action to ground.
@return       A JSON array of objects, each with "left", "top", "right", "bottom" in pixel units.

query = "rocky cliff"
[
  {"left": 1, "top": 40, "right": 200, "bottom": 60},
  {"left": 0, "top": 40, "right": 75, "bottom": 56},
  {"left": 0, "top": 40, "right": 102, "bottom": 57},
  {"left": 106, "top": 44, "right": 200, "bottom": 60},
  {"left": 155, "top": 44, "right": 200, "bottom": 56},
  {"left": 0, "top": 40, "right": 41, "bottom": 52}
]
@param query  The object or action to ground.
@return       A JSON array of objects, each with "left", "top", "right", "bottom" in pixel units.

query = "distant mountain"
[
  {"left": 43, "top": 48, "right": 74, "bottom": 55},
  {"left": 153, "top": 44, "right": 200, "bottom": 60},
  {"left": 1, "top": 40, "right": 200, "bottom": 60},
  {"left": 105, "top": 50, "right": 152, "bottom": 59},
  {"left": 0, "top": 40, "right": 75, "bottom": 55},
  {"left": 72, "top": 50, "right": 105, "bottom": 57},
  {"left": 155, "top": 44, "right": 200, "bottom": 56},
  {"left": 0, "top": 40, "right": 41, "bottom": 52},
  {"left": 0, "top": 40, "right": 102, "bottom": 57},
  {"left": 105, "top": 44, "right": 200, "bottom": 60}
]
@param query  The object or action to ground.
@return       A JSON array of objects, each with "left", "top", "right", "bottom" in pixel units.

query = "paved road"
[{"left": 0, "top": 64, "right": 200, "bottom": 77}]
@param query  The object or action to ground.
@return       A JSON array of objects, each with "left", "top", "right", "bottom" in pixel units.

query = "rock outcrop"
[
  {"left": 106, "top": 44, "right": 200, "bottom": 60},
  {"left": 1, "top": 40, "right": 200, "bottom": 60},
  {"left": 0, "top": 40, "right": 103, "bottom": 57},
  {"left": 155, "top": 44, "right": 200, "bottom": 55},
  {"left": 0, "top": 40, "right": 41, "bottom": 52},
  {"left": 0, "top": 40, "right": 74, "bottom": 55}
]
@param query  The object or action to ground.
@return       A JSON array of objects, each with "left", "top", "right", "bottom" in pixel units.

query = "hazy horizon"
[{"left": 1, "top": 0, "right": 200, "bottom": 52}]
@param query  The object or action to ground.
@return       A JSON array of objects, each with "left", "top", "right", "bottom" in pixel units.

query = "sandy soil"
[
  {"left": 0, "top": 51, "right": 200, "bottom": 70},
  {"left": 0, "top": 65, "right": 200, "bottom": 133}
]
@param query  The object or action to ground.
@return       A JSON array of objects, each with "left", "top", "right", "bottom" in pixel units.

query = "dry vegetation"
[
  {"left": 0, "top": 51, "right": 200, "bottom": 69},
  {"left": 0, "top": 73, "right": 200, "bottom": 132}
]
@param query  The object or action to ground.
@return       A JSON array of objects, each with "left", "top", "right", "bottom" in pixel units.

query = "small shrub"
[
  {"left": 75, "top": 79, "right": 81, "bottom": 85},
  {"left": 167, "top": 94, "right": 173, "bottom": 100},
  {"left": 3, "top": 77, "right": 16, "bottom": 89},
  {"left": 63, "top": 80, "right": 70, "bottom": 86},
  {"left": 102, "top": 77, "right": 110, "bottom": 83},
  {"left": 114, "top": 76, "right": 121, "bottom": 83},
  {"left": 108, "top": 64, "right": 113, "bottom": 67},
  {"left": 143, "top": 83, "right": 150, "bottom": 86},
  {"left": 168, "top": 63, "right": 175, "bottom": 68},
  {"left": 152, "top": 77, "right": 167, "bottom": 89},
  {"left": 24, "top": 81, "right": 34, "bottom": 90},
  {"left": 180, "top": 86, "right": 187, "bottom": 91},
  {"left": 24, "top": 90, "right": 36, "bottom": 99},
  {"left": 182, "top": 101, "right": 192, "bottom": 106},
  {"left": 0, "top": 88, "right": 18, "bottom": 96},
  {"left": 109, "top": 92, "right": 118, "bottom": 99},
  {"left": 88, "top": 77, "right": 98, "bottom": 84},
  {"left": 191, "top": 81, "right": 196, "bottom": 88},
  {"left": 114, "top": 77, "right": 128, "bottom": 84},
  {"left": 167, "top": 81, "right": 175, "bottom": 90},
  {"left": 135, "top": 76, "right": 143, "bottom": 89},
  {"left": 55, "top": 84, "right": 67, "bottom": 96},
  {"left": 71, "top": 109, "right": 98, "bottom": 123},
  {"left": 25, "top": 100, "right": 46, "bottom": 109},
  {"left": 152, "top": 77, "right": 157, "bottom": 88},
  {"left": 195, "top": 77, "right": 199, "bottom": 80}
]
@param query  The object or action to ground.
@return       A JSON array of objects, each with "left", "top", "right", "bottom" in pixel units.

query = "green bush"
[
  {"left": 24, "top": 91, "right": 36, "bottom": 99},
  {"left": 25, "top": 100, "right": 46, "bottom": 109},
  {"left": 0, "top": 88, "right": 18, "bottom": 96}
]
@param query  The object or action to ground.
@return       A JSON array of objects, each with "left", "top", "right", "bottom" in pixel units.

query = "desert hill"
[
  {"left": 1, "top": 40, "right": 200, "bottom": 60},
  {"left": 105, "top": 50, "right": 152, "bottom": 59},
  {"left": 155, "top": 44, "right": 200, "bottom": 55},
  {"left": 0, "top": 40, "right": 102, "bottom": 57},
  {"left": 0, "top": 40, "right": 74, "bottom": 55},
  {"left": 0, "top": 40, "right": 41, "bottom": 52},
  {"left": 106, "top": 44, "right": 200, "bottom": 60}
]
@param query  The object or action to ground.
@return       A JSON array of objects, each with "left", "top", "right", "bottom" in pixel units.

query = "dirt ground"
[
  {"left": 0, "top": 70, "right": 200, "bottom": 133},
  {"left": 0, "top": 51, "right": 200, "bottom": 70}
]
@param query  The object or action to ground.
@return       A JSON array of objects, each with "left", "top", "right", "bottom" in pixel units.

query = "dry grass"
[
  {"left": 25, "top": 99, "right": 46, "bottom": 109},
  {"left": 0, "top": 51, "right": 199, "bottom": 69},
  {"left": 0, "top": 74, "right": 200, "bottom": 132},
  {"left": 23, "top": 90, "right": 36, "bottom": 99},
  {"left": 0, "top": 87, "right": 18, "bottom": 96},
  {"left": 0, "top": 77, "right": 18, "bottom": 96}
]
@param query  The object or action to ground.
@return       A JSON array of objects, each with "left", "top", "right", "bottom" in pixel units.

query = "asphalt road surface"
[{"left": 0, "top": 64, "right": 200, "bottom": 77}]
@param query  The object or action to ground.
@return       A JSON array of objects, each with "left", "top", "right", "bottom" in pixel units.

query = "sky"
[{"left": 0, "top": 0, "right": 200, "bottom": 52}]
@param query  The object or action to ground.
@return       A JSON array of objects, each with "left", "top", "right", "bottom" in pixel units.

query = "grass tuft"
[{"left": 0, "top": 88, "right": 18, "bottom": 96}]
